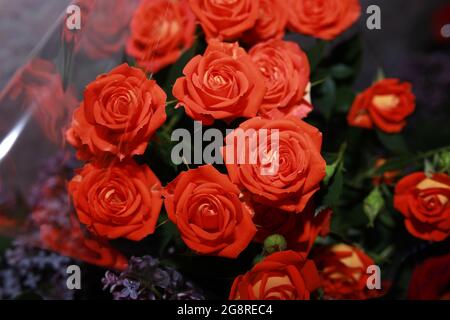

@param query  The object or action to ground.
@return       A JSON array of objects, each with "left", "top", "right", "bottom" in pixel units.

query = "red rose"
[
  {"left": 249, "top": 39, "right": 311, "bottom": 119},
  {"left": 66, "top": 63, "right": 167, "bottom": 161},
  {"left": 243, "top": 0, "right": 288, "bottom": 44},
  {"left": 173, "top": 41, "right": 266, "bottom": 125},
  {"left": 347, "top": 79, "right": 416, "bottom": 133},
  {"left": 40, "top": 220, "right": 129, "bottom": 271},
  {"left": 394, "top": 172, "right": 450, "bottom": 242},
  {"left": 9, "top": 58, "right": 78, "bottom": 144},
  {"left": 229, "top": 250, "right": 321, "bottom": 300},
  {"left": 313, "top": 244, "right": 385, "bottom": 300},
  {"left": 126, "top": 0, "right": 196, "bottom": 73},
  {"left": 287, "top": 0, "right": 361, "bottom": 40},
  {"left": 69, "top": 161, "right": 163, "bottom": 241},
  {"left": 408, "top": 253, "right": 450, "bottom": 300},
  {"left": 189, "top": 0, "right": 259, "bottom": 41},
  {"left": 253, "top": 204, "right": 331, "bottom": 254},
  {"left": 163, "top": 165, "right": 256, "bottom": 258},
  {"left": 64, "top": 0, "right": 135, "bottom": 59},
  {"left": 372, "top": 158, "right": 401, "bottom": 186},
  {"left": 223, "top": 116, "right": 326, "bottom": 212}
]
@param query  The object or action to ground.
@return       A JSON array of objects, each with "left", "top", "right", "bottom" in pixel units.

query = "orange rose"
[
  {"left": 229, "top": 250, "right": 321, "bottom": 300},
  {"left": 69, "top": 161, "right": 163, "bottom": 241},
  {"left": 9, "top": 58, "right": 78, "bottom": 144},
  {"left": 40, "top": 220, "right": 129, "bottom": 271},
  {"left": 253, "top": 204, "right": 331, "bottom": 254},
  {"left": 372, "top": 158, "right": 400, "bottom": 186},
  {"left": 242, "top": 0, "right": 288, "bottom": 44},
  {"left": 64, "top": 0, "right": 134, "bottom": 59},
  {"left": 288, "top": 0, "right": 361, "bottom": 40},
  {"left": 172, "top": 41, "right": 266, "bottom": 125},
  {"left": 223, "top": 117, "right": 326, "bottom": 212},
  {"left": 347, "top": 79, "right": 416, "bottom": 133},
  {"left": 314, "top": 244, "right": 384, "bottom": 300},
  {"left": 66, "top": 63, "right": 167, "bottom": 161},
  {"left": 126, "top": 0, "right": 196, "bottom": 73},
  {"left": 163, "top": 165, "right": 256, "bottom": 258},
  {"left": 394, "top": 172, "right": 450, "bottom": 242},
  {"left": 189, "top": 0, "right": 259, "bottom": 41},
  {"left": 249, "top": 39, "right": 311, "bottom": 119}
]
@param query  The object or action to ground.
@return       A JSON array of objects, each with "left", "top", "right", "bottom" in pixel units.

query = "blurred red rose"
[
  {"left": 189, "top": 0, "right": 259, "bottom": 41},
  {"left": 223, "top": 116, "right": 326, "bottom": 212},
  {"left": 66, "top": 63, "right": 166, "bottom": 161},
  {"left": 229, "top": 250, "right": 321, "bottom": 300},
  {"left": 287, "top": 0, "right": 361, "bottom": 40},
  {"left": 394, "top": 172, "right": 450, "bottom": 242},
  {"left": 249, "top": 39, "right": 311, "bottom": 119},
  {"left": 243, "top": 0, "right": 288, "bottom": 44},
  {"left": 40, "top": 219, "right": 128, "bottom": 271},
  {"left": 9, "top": 58, "right": 78, "bottom": 144},
  {"left": 314, "top": 244, "right": 386, "bottom": 300},
  {"left": 163, "top": 165, "right": 256, "bottom": 258},
  {"left": 63, "top": 0, "right": 135, "bottom": 59},
  {"left": 347, "top": 79, "right": 416, "bottom": 133},
  {"left": 253, "top": 204, "right": 331, "bottom": 254},
  {"left": 372, "top": 158, "right": 401, "bottom": 186},
  {"left": 408, "top": 253, "right": 450, "bottom": 300},
  {"left": 69, "top": 161, "right": 163, "bottom": 241},
  {"left": 173, "top": 41, "right": 265, "bottom": 125},
  {"left": 126, "top": 0, "right": 196, "bottom": 73}
]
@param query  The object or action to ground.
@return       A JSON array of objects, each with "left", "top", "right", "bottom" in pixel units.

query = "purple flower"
[{"left": 101, "top": 255, "right": 205, "bottom": 300}]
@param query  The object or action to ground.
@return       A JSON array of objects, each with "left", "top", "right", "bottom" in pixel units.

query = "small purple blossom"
[{"left": 102, "top": 255, "right": 205, "bottom": 300}]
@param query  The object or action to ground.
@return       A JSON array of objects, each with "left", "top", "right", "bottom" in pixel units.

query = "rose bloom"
[
  {"left": 253, "top": 204, "right": 331, "bottom": 254},
  {"left": 249, "top": 39, "right": 311, "bottom": 119},
  {"left": 394, "top": 172, "right": 450, "bottom": 242},
  {"left": 229, "top": 250, "right": 321, "bottom": 300},
  {"left": 9, "top": 58, "right": 78, "bottom": 144},
  {"left": 126, "top": 0, "right": 196, "bottom": 73},
  {"left": 242, "top": 0, "right": 288, "bottom": 44},
  {"left": 372, "top": 158, "right": 400, "bottom": 186},
  {"left": 40, "top": 221, "right": 129, "bottom": 271},
  {"left": 288, "top": 0, "right": 361, "bottom": 40},
  {"left": 63, "top": 0, "right": 135, "bottom": 59},
  {"left": 408, "top": 253, "right": 450, "bottom": 300},
  {"left": 69, "top": 161, "right": 163, "bottom": 241},
  {"left": 163, "top": 165, "right": 256, "bottom": 258},
  {"left": 66, "top": 63, "right": 166, "bottom": 161},
  {"left": 189, "top": 0, "right": 259, "bottom": 41},
  {"left": 313, "top": 244, "right": 384, "bottom": 300},
  {"left": 173, "top": 41, "right": 265, "bottom": 125},
  {"left": 223, "top": 116, "right": 326, "bottom": 212},
  {"left": 347, "top": 79, "right": 416, "bottom": 133}
]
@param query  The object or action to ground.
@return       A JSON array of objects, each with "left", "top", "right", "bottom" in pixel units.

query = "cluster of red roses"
[{"left": 63, "top": 0, "right": 450, "bottom": 300}]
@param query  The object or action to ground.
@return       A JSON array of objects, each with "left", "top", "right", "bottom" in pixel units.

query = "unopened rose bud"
[{"left": 264, "top": 234, "right": 287, "bottom": 254}]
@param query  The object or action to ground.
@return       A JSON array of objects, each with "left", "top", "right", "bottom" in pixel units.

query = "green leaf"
[
  {"left": 376, "top": 130, "right": 409, "bottom": 155},
  {"left": 323, "top": 163, "right": 344, "bottom": 208},
  {"left": 331, "top": 64, "right": 353, "bottom": 79},
  {"left": 424, "top": 158, "right": 435, "bottom": 177},
  {"left": 364, "top": 187, "right": 385, "bottom": 227},
  {"left": 324, "top": 162, "right": 338, "bottom": 185},
  {"left": 315, "top": 77, "right": 336, "bottom": 120}
]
